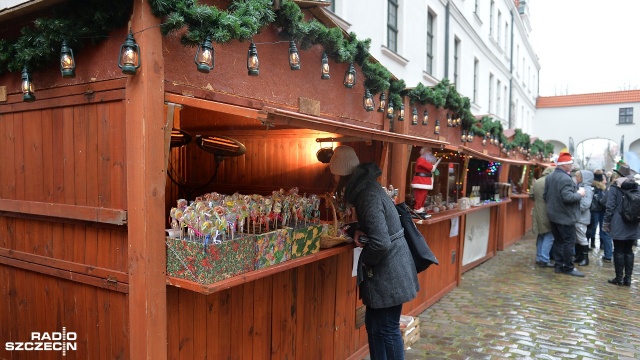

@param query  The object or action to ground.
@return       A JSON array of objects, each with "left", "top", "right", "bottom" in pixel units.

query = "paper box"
[
  {"left": 286, "top": 224, "right": 325, "bottom": 259},
  {"left": 166, "top": 235, "right": 255, "bottom": 284},
  {"left": 254, "top": 228, "right": 292, "bottom": 269}
]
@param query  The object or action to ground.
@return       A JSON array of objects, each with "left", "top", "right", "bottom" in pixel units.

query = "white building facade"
[{"left": 327, "top": 0, "right": 540, "bottom": 133}]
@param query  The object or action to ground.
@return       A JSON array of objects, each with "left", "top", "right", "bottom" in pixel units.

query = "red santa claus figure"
[{"left": 411, "top": 148, "right": 439, "bottom": 213}]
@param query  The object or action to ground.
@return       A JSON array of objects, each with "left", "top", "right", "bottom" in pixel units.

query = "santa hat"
[
  {"left": 329, "top": 145, "right": 360, "bottom": 176},
  {"left": 555, "top": 152, "right": 573, "bottom": 165}
]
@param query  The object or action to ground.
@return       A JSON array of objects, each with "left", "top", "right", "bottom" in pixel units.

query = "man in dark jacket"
[{"left": 543, "top": 152, "right": 586, "bottom": 277}]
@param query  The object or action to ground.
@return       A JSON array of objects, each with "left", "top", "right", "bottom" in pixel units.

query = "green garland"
[{"left": 0, "top": 0, "right": 552, "bottom": 156}]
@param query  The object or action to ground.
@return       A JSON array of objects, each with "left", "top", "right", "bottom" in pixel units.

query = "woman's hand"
[{"left": 353, "top": 230, "right": 366, "bottom": 248}]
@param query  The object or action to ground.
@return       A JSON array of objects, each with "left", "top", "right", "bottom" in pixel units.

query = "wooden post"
[{"left": 126, "top": 1, "right": 167, "bottom": 359}]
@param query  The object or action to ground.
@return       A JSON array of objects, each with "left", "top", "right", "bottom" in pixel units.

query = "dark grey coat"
[
  {"left": 345, "top": 162, "right": 419, "bottom": 309},
  {"left": 543, "top": 167, "right": 582, "bottom": 225},
  {"left": 604, "top": 177, "right": 640, "bottom": 241}
]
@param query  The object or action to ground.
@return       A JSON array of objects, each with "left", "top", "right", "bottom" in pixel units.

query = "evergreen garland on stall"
[{"left": 0, "top": 0, "right": 551, "bottom": 156}]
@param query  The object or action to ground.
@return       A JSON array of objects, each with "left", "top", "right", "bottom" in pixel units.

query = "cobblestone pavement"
[{"left": 404, "top": 232, "right": 640, "bottom": 359}]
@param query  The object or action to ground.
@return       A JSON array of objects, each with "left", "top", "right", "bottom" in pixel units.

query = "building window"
[
  {"left": 490, "top": 1, "right": 495, "bottom": 37},
  {"left": 473, "top": 58, "right": 479, "bottom": 103},
  {"left": 426, "top": 11, "right": 434, "bottom": 75},
  {"left": 329, "top": 1, "right": 335, "bottom": 12},
  {"left": 453, "top": 38, "right": 460, "bottom": 88},
  {"left": 497, "top": 79, "right": 502, "bottom": 115},
  {"left": 474, "top": 0, "right": 479, "bottom": 14},
  {"left": 619, "top": 107, "right": 634, "bottom": 124},
  {"left": 497, "top": 11, "right": 502, "bottom": 47},
  {"left": 488, "top": 73, "right": 494, "bottom": 113},
  {"left": 387, "top": 0, "right": 398, "bottom": 52},
  {"left": 504, "top": 22, "right": 509, "bottom": 51}
]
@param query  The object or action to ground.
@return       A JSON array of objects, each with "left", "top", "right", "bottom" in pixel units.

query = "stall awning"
[
  {"left": 259, "top": 107, "right": 450, "bottom": 148},
  {"left": 460, "top": 145, "right": 533, "bottom": 166}
]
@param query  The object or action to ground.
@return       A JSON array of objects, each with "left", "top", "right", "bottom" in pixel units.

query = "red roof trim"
[{"left": 537, "top": 90, "right": 640, "bottom": 108}]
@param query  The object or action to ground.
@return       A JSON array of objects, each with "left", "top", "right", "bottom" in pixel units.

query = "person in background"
[
  {"left": 544, "top": 151, "right": 586, "bottom": 277},
  {"left": 603, "top": 164, "right": 640, "bottom": 286},
  {"left": 329, "top": 145, "right": 419, "bottom": 359},
  {"left": 530, "top": 165, "right": 556, "bottom": 267},
  {"left": 573, "top": 170, "right": 594, "bottom": 266},
  {"left": 411, "top": 147, "right": 437, "bottom": 213},
  {"left": 589, "top": 169, "right": 612, "bottom": 262}
]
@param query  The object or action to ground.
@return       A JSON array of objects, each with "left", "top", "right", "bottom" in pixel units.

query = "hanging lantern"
[
  {"left": 482, "top": 135, "right": 487, "bottom": 146},
  {"left": 343, "top": 62, "right": 356, "bottom": 88},
  {"left": 378, "top": 93, "right": 386, "bottom": 112},
  {"left": 21, "top": 67, "right": 35, "bottom": 102},
  {"left": 461, "top": 130, "right": 467, "bottom": 143},
  {"left": 411, "top": 107, "right": 418, "bottom": 125},
  {"left": 486, "top": 131, "right": 491, "bottom": 138},
  {"left": 288, "top": 40, "right": 300, "bottom": 70},
  {"left": 321, "top": 52, "right": 330, "bottom": 79},
  {"left": 386, "top": 102, "right": 394, "bottom": 119},
  {"left": 398, "top": 103, "right": 405, "bottom": 121},
  {"left": 447, "top": 113, "right": 452, "bottom": 127},
  {"left": 467, "top": 129, "right": 474, "bottom": 142},
  {"left": 59, "top": 40, "right": 76, "bottom": 78},
  {"left": 117, "top": 31, "right": 141, "bottom": 75},
  {"left": 434, "top": 119, "right": 441, "bottom": 135},
  {"left": 422, "top": 109, "right": 429, "bottom": 125},
  {"left": 363, "top": 89, "right": 375, "bottom": 111},
  {"left": 247, "top": 42, "right": 259, "bottom": 76},
  {"left": 194, "top": 36, "right": 214, "bottom": 74}
]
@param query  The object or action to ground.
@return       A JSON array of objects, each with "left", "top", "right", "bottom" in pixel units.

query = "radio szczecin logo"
[{"left": 5, "top": 327, "right": 77, "bottom": 356}]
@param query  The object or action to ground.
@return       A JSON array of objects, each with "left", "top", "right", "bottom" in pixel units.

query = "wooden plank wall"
[
  {"left": 166, "top": 251, "right": 368, "bottom": 360},
  {"left": 0, "top": 82, "right": 130, "bottom": 359},
  {"left": 501, "top": 199, "right": 527, "bottom": 250}
]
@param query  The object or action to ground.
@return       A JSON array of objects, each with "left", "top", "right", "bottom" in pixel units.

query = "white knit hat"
[{"left": 329, "top": 145, "right": 360, "bottom": 176}]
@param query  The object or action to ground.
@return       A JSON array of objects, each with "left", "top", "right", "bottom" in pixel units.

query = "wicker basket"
[{"left": 320, "top": 195, "right": 353, "bottom": 249}]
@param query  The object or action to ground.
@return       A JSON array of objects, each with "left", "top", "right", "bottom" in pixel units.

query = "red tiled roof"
[{"left": 536, "top": 90, "right": 640, "bottom": 108}]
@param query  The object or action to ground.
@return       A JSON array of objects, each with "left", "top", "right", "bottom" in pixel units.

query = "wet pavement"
[{"left": 382, "top": 231, "right": 640, "bottom": 359}]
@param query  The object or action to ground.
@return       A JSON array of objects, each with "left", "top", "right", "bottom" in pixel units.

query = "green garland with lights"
[{"left": 0, "top": 0, "right": 553, "bottom": 157}]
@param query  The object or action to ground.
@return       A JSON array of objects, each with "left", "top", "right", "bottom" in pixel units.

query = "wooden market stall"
[{"left": 0, "top": 1, "right": 538, "bottom": 359}]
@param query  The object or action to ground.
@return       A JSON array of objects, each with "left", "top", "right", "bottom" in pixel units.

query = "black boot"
[
  {"left": 590, "top": 238, "right": 596, "bottom": 250},
  {"left": 623, "top": 253, "right": 634, "bottom": 286},
  {"left": 573, "top": 244, "right": 584, "bottom": 263},
  {"left": 578, "top": 245, "right": 589, "bottom": 266},
  {"left": 608, "top": 253, "right": 625, "bottom": 285}
]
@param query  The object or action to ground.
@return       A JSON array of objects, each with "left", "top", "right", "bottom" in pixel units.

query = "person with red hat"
[{"left": 543, "top": 151, "right": 587, "bottom": 277}]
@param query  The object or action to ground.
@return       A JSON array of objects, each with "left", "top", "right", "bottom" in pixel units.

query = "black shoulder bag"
[{"left": 395, "top": 202, "right": 439, "bottom": 273}]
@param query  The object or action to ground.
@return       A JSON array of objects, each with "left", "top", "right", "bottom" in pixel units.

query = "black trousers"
[{"left": 550, "top": 222, "right": 577, "bottom": 272}]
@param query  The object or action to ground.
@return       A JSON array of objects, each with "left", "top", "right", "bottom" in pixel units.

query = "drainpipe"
[
  {"left": 444, "top": 1, "right": 450, "bottom": 79},
  {"left": 508, "top": 9, "right": 514, "bottom": 129}
]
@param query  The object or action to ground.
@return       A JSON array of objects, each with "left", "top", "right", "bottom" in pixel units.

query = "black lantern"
[
  {"left": 482, "top": 135, "right": 487, "bottom": 146},
  {"left": 118, "top": 31, "right": 141, "bottom": 75},
  {"left": 461, "top": 130, "right": 467, "bottom": 143},
  {"left": 378, "top": 93, "right": 386, "bottom": 112},
  {"left": 321, "top": 52, "right": 330, "bottom": 79},
  {"left": 343, "top": 62, "right": 356, "bottom": 88},
  {"left": 386, "top": 102, "right": 394, "bottom": 119},
  {"left": 411, "top": 107, "right": 418, "bottom": 125},
  {"left": 288, "top": 40, "right": 300, "bottom": 70},
  {"left": 247, "top": 42, "right": 259, "bottom": 76},
  {"left": 447, "top": 113, "right": 452, "bottom": 127},
  {"left": 422, "top": 110, "right": 428, "bottom": 125},
  {"left": 363, "top": 89, "right": 375, "bottom": 111},
  {"left": 398, "top": 103, "right": 405, "bottom": 121},
  {"left": 21, "top": 67, "right": 35, "bottom": 102},
  {"left": 467, "top": 128, "right": 474, "bottom": 142},
  {"left": 60, "top": 40, "right": 76, "bottom": 78},
  {"left": 434, "top": 119, "right": 440, "bottom": 135},
  {"left": 194, "top": 36, "right": 214, "bottom": 73}
]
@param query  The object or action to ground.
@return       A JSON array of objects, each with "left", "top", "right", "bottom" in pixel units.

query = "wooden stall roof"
[
  {"left": 459, "top": 145, "right": 533, "bottom": 166},
  {"left": 259, "top": 107, "right": 450, "bottom": 148}
]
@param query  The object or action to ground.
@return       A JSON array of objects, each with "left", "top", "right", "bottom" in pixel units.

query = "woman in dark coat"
[
  {"left": 603, "top": 165, "right": 640, "bottom": 286},
  {"left": 329, "top": 145, "right": 419, "bottom": 360}
]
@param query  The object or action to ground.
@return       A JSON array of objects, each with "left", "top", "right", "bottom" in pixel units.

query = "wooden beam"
[
  {"left": 165, "top": 93, "right": 260, "bottom": 119},
  {"left": 126, "top": 2, "right": 167, "bottom": 359},
  {"left": 0, "top": 199, "right": 127, "bottom": 225}
]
